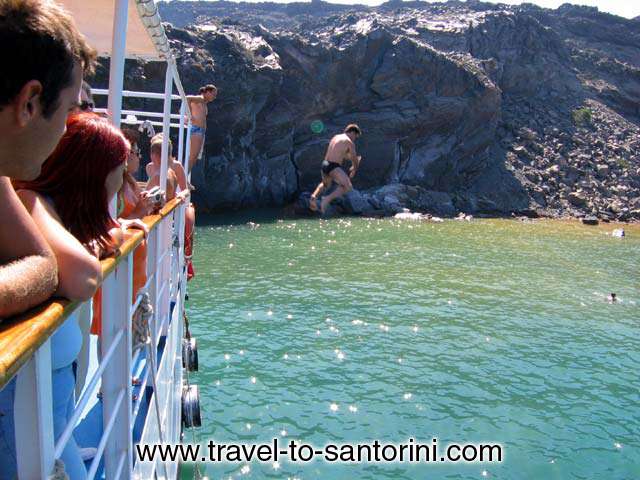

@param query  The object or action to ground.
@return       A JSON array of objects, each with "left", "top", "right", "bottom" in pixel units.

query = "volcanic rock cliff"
[{"left": 100, "top": 1, "right": 640, "bottom": 220}]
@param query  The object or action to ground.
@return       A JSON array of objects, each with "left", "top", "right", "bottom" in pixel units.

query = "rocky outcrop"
[{"left": 93, "top": 1, "right": 640, "bottom": 220}]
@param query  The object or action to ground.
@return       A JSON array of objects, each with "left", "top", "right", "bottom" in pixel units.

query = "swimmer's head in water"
[{"left": 310, "top": 120, "right": 324, "bottom": 134}]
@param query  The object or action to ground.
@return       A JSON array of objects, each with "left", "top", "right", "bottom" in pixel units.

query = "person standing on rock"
[
  {"left": 310, "top": 124, "right": 362, "bottom": 214},
  {"left": 186, "top": 84, "right": 217, "bottom": 171}
]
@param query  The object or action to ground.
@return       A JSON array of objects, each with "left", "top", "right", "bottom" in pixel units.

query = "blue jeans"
[
  {"left": 0, "top": 367, "right": 87, "bottom": 480},
  {"left": 189, "top": 124, "right": 205, "bottom": 136},
  {"left": 0, "top": 378, "right": 16, "bottom": 479}
]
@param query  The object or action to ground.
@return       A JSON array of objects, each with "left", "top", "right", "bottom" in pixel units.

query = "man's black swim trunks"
[{"left": 321, "top": 160, "right": 344, "bottom": 176}]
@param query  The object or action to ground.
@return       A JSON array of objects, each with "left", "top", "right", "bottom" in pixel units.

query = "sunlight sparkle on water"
[{"left": 190, "top": 216, "right": 640, "bottom": 479}]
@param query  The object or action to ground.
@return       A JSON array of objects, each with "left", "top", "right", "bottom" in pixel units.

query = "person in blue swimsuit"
[{"left": 186, "top": 84, "right": 217, "bottom": 171}]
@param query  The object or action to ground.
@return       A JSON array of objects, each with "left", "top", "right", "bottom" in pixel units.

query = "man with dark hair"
[
  {"left": 0, "top": 0, "right": 96, "bottom": 318},
  {"left": 186, "top": 84, "right": 217, "bottom": 170},
  {"left": 310, "top": 123, "right": 362, "bottom": 214}
]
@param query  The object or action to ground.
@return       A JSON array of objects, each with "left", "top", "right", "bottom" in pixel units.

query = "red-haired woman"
[
  {"left": 89, "top": 128, "right": 155, "bottom": 338},
  {"left": 13, "top": 113, "right": 129, "bottom": 480}
]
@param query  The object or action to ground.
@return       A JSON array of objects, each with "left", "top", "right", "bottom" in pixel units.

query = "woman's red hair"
[{"left": 15, "top": 113, "right": 129, "bottom": 251}]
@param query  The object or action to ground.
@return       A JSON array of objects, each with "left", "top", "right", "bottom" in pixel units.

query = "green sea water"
[{"left": 181, "top": 214, "right": 639, "bottom": 480}]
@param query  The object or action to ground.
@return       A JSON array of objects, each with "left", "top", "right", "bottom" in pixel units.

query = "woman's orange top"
[{"left": 119, "top": 177, "right": 140, "bottom": 219}]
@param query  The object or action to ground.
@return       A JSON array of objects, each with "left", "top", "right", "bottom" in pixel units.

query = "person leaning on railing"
[
  {"left": 9, "top": 113, "right": 132, "bottom": 480},
  {"left": 0, "top": 3, "right": 96, "bottom": 476},
  {"left": 0, "top": 0, "right": 95, "bottom": 320},
  {"left": 145, "top": 133, "right": 197, "bottom": 279},
  {"left": 89, "top": 127, "right": 160, "bottom": 340},
  {"left": 145, "top": 132, "right": 182, "bottom": 201}
]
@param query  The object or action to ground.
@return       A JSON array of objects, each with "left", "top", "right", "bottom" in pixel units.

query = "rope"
[{"left": 47, "top": 459, "right": 69, "bottom": 480}]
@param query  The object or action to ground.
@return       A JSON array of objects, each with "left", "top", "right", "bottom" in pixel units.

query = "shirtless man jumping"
[
  {"left": 310, "top": 124, "right": 362, "bottom": 214},
  {"left": 186, "top": 84, "right": 217, "bottom": 170}
]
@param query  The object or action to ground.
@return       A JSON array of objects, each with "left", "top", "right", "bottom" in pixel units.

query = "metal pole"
[
  {"left": 15, "top": 341, "right": 55, "bottom": 479},
  {"left": 177, "top": 101, "right": 186, "bottom": 170},
  {"left": 102, "top": 255, "right": 134, "bottom": 479},
  {"left": 107, "top": 0, "right": 129, "bottom": 217},
  {"left": 160, "top": 64, "right": 173, "bottom": 193},
  {"left": 184, "top": 124, "right": 192, "bottom": 182},
  {"left": 107, "top": 0, "right": 128, "bottom": 128}
]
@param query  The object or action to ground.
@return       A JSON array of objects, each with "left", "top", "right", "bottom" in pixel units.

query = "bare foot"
[{"left": 309, "top": 196, "right": 319, "bottom": 212}]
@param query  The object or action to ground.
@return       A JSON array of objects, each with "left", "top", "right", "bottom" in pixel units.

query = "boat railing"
[{"left": 0, "top": 194, "right": 188, "bottom": 479}]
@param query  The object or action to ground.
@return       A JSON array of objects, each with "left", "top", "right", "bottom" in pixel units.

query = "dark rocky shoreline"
[{"left": 94, "top": 1, "right": 639, "bottom": 222}]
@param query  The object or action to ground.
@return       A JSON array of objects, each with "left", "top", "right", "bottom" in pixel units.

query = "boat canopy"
[{"left": 58, "top": 0, "right": 169, "bottom": 60}]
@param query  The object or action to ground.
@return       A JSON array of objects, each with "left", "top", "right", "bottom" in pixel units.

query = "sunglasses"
[{"left": 79, "top": 101, "right": 94, "bottom": 112}]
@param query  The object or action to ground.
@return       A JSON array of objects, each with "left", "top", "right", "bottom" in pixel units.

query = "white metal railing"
[{"left": 11, "top": 196, "right": 188, "bottom": 480}]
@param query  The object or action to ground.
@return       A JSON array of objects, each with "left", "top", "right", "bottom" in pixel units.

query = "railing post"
[
  {"left": 157, "top": 217, "right": 170, "bottom": 339},
  {"left": 184, "top": 123, "right": 192, "bottom": 181},
  {"left": 14, "top": 340, "right": 55, "bottom": 479},
  {"left": 178, "top": 101, "right": 186, "bottom": 170},
  {"left": 107, "top": 0, "right": 128, "bottom": 128},
  {"left": 102, "top": 254, "right": 133, "bottom": 479},
  {"left": 147, "top": 222, "right": 159, "bottom": 347},
  {"left": 160, "top": 64, "right": 173, "bottom": 193},
  {"left": 107, "top": 0, "right": 129, "bottom": 217}
]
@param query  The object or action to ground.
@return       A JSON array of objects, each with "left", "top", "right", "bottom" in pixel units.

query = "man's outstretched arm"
[
  {"left": 0, "top": 177, "right": 57, "bottom": 319},
  {"left": 348, "top": 144, "right": 361, "bottom": 178}
]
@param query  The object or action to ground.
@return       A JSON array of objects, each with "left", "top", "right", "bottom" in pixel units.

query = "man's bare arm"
[
  {"left": 186, "top": 95, "right": 204, "bottom": 103},
  {"left": 347, "top": 141, "right": 360, "bottom": 176},
  {"left": 0, "top": 177, "right": 57, "bottom": 318}
]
